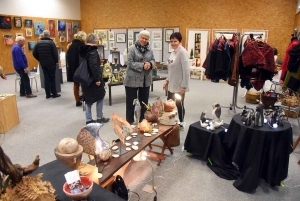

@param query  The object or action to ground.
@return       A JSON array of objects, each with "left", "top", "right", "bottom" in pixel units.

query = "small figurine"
[
  {"left": 254, "top": 105, "right": 264, "bottom": 126},
  {"left": 133, "top": 99, "right": 141, "bottom": 127},
  {"left": 244, "top": 111, "right": 253, "bottom": 126},
  {"left": 200, "top": 111, "right": 207, "bottom": 123},
  {"left": 212, "top": 103, "right": 221, "bottom": 122}
]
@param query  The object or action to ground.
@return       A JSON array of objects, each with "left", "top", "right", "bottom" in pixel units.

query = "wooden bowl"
[
  {"left": 63, "top": 176, "right": 93, "bottom": 200},
  {"left": 54, "top": 145, "right": 83, "bottom": 169}
]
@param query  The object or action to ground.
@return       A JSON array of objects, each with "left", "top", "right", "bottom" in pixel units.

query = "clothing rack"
[{"left": 226, "top": 33, "right": 266, "bottom": 112}]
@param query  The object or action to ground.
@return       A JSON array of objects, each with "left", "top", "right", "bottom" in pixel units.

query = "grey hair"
[
  {"left": 43, "top": 30, "right": 50, "bottom": 37},
  {"left": 86, "top": 33, "right": 98, "bottom": 44},
  {"left": 15, "top": 36, "right": 25, "bottom": 43},
  {"left": 138, "top": 30, "right": 150, "bottom": 39},
  {"left": 75, "top": 31, "right": 87, "bottom": 42}
]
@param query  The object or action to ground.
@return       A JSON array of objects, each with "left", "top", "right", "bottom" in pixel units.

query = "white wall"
[{"left": 0, "top": 0, "right": 81, "bottom": 20}]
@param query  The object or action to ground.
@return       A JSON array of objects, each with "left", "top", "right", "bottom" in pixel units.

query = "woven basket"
[
  {"left": 245, "top": 91, "right": 260, "bottom": 104},
  {"left": 281, "top": 95, "right": 300, "bottom": 108},
  {"left": 261, "top": 91, "right": 277, "bottom": 108}
]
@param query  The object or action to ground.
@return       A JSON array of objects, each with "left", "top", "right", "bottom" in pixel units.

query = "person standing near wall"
[
  {"left": 12, "top": 36, "right": 37, "bottom": 98},
  {"left": 123, "top": 30, "right": 155, "bottom": 124},
  {"left": 33, "top": 30, "right": 60, "bottom": 99},
  {"left": 66, "top": 31, "right": 87, "bottom": 107},
  {"left": 163, "top": 32, "right": 189, "bottom": 127},
  {"left": 79, "top": 33, "right": 109, "bottom": 124}
]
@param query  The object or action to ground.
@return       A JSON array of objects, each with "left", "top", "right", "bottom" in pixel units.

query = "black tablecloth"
[
  {"left": 184, "top": 121, "right": 240, "bottom": 180},
  {"left": 223, "top": 114, "right": 293, "bottom": 192},
  {"left": 30, "top": 160, "right": 125, "bottom": 201}
]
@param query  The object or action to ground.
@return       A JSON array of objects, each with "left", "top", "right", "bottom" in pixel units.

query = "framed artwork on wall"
[
  {"left": 134, "top": 32, "right": 139, "bottom": 42},
  {"left": 34, "top": 22, "right": 45, "bottom": 35},
  {"left": 128, "top": 30, "right": 133, "bottom": 39},
  {"left": 116, "top": 33, "right": 126, "bottom": 43},
  {"left": 15, "top": 33, "right": 23, "bottom": 38},
  {"left": 109, "top": 41, "right": 114, "bottom": 50},
  {"left": 0, "top": 16, "right": 12, "bottom": 29},
  {"left": 28, "top": 41, "right": 36, "bottom": 50},
  {"left": 128, "top": 39, "right": 134, "bottom": 47},
  {"left": 66, "top": 22, "right": 72, "bottom": 42},
  {"left": 72, "top": 22, "right": 80, "bottom": 34},
  {"left": 14, "top": 17, "right": 22, "bottom": 28},
  {"left": 48, "top": 20, "right": 55, "bottom": 37},
  {"left": 24, "top": 19, "right": 32, "bottom": 27},
  {"left": 151, "top": 41, "right": 162, "bottom": 50},
  {"left": 165, "top": 29, "right": 174, "bottom": 42},
  {"left": 57, "top": 20, "right": 66, "bottom": 31},
  {"left": 102, "top": 40, "right": 108, "bottom": 50},
  {"left": 94, "top": 29, "right": 108, "bottom": 41},
  {"left": 168, "top": 43, "right": 173, "bottom": 52},
  {"left": 59, "top": 36, "right": 65, "bottom": 42},
  {"left": 3, "top": 34, "right": 14, "bottom": 45},
  {"left": 25, "top": 28, "right": 32, "bottom": 37},
  {"left": 152, "top": 31, "right": 162, "bottom": 40},
  {"left": 109, "top": 31, "right": 115, "bottom": 41}
]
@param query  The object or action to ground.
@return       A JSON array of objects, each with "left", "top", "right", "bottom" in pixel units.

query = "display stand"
[{"left": 110, "top": 50, "right": 120, "bottom": 71}]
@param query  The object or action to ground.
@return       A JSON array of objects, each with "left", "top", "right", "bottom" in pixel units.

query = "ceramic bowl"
[
  {"left": 63, "top": 176, "right": 93, "bottom": 200},
  {"left": 54, "top": 145, "right": 83, "bottom": 169}
]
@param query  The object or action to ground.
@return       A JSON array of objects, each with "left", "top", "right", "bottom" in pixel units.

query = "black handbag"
[
  {"left": 112, "top": 175, "right": 128, "bottom": 200},
  {"left": 73, "top": 58, "right": 93, "bottom": 86}
]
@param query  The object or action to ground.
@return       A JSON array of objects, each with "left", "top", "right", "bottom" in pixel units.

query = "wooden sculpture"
[{"left": 111, "top": 113, "right": 133, "bottom": 144}]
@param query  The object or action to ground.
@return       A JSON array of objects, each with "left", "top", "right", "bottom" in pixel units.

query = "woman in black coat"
[
  {"left": 66, "top": 31, "right": 86, "bottom": 106},
  {"left": 79, "top": 33, "right": 109, "bottom": 124}
]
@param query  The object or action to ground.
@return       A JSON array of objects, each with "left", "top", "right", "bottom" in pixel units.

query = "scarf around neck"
[{"left": 135, "top": 41, "right": 149, "bottom": 55}]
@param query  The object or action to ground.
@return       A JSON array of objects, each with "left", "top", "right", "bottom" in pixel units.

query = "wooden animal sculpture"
[
  {"left": 212, "top": 103, "right": 221, "bottom": 122},
  {"left": 133, "top": 99, "right": 141, "bottom": 126},
  {"left": 110, "top": 113, "right": 133, "bottom": 144}
]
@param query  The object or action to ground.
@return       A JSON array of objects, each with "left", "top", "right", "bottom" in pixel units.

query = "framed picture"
[
  {"left": 14, "top": 17, "right": 22, "bottom": 28},
  {"left": 134, "top": 32, "right": 139, "bottom": 42},
  {"left": 0, "top": 16, "right": 12, "bottom": 29},
  {"left": 48, "top": 20, "right": 55, "bottom": 37},
  {"left": 28, "top": 41, "right": 36, "bottom": 50},
  {"left": 109, "top": 41, "right": 114, "bottom": 49},
  {"left": 34, "top": 22, "right": 45, "bottom": 35},
  {"left": 25, "top": 28, "right": 32, "bottom": 37},
  {"left": 24, "top": 19, "right": 32, "bottom": 27},
  {"left": 102, "top": 40, "right": 108, "bottom": 50},
  {"left": 152, "top": 31, "right": 162, "bottom": 40},
  {"left": 165, "top": 29, "right": 174, "bottom": 42},
  {"left": 72, "top": 22, "right": 80, "bottom": 34},
  {"left": 3, "top": 34, "right": 14, "bottom": 45},
  {"left": 116, "top": 33, "right": 126, "bottom": 43},
  {"left": 168, "top": 43, "right": 173, "bottom": 52},
  {"left": 109, "top": 31, "right": 115, "bottom": 41},
  {"left": 59, "top": 36, "right": 65, "bottom": 42},
  {"left": 15, "top": 33, "right": 23, "bottom": 38},
  {"left": 57, "top": 20, "right": 66, "bottom": 31},
  {"left": 151, "top": 41, "right": 162, "bottom": 50},
  {"left": 66, "top": 22, "right": 72, "bottom": 42},
  {"left": 94, "top": 29, "right": 108, "bottom": 41},
  {"left": 128, "top": 39, "right": 134, "bottom": 47},
  {"left": 128, "top": 30, "right": 133, "bottom": 39}
]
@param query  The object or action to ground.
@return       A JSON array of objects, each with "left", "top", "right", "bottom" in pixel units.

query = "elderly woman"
[
  {"left": 66, "top": 31, "right": 87, "bottom": 107},
  {"left": 79, "top": 33, "right": 109, "bottom": 124},
  {"left": 124, "top": 30, "right": 155, "bottom": 124},
  {"left": 163, "top": 32, "right": 189, "bottom": 127}
]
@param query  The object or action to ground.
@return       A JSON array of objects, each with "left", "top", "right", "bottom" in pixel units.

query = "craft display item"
[
  {"left": 63, "top": 175, "right": 93, "bottom": 200},
  {"left": 139, "top": 119, "right": 153, "bottom": 133},
  {"left": 102, "top": 63, "right": 112, "bottom": 79},
  {"left": 280, "top": 94, "right": 300, "bottom": 108},
  {"left": 111, "top": 113, "right": 133, "bottom": 143},
  {"left": 212, "top": 103, "right": 221, "bottom": 122},
  {"left": 261, "top": 91, "right": 277, "bottom": 108},
  {"left": 245, "top": 91, "right": 260, "bottom": 104},
  {"left": 163, "top": 99, "right": 176, "bottom": 112},
  {"left": 133, "top": 99, "right": 141, "bottom": 127},
  {"left": 151, "top": 97, "right": 163, "bottom": 118},
  {"left": 142, "top": 101, "right": 158, "bottom": 122}
]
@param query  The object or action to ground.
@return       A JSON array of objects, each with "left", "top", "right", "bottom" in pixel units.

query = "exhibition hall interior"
[{"left": 0, "top": 0, "right": 300, "bottom": 200}]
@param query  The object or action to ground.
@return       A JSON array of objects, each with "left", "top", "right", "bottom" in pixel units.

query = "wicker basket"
[
  {"left": 245, "top": 91, "right": 260, "bottom": 104},
  {"left": 261, "top": 91, "right": 277, "bottom": 108}
]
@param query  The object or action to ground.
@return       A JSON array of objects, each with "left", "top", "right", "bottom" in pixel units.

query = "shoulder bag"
[{"left": 73, "top": 55, "right": 93, "bottom": 86}]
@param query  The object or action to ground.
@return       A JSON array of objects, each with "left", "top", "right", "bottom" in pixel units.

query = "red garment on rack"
[
  {"left": 280, "top": 39, "right": 300, "bottom": 81},
  {"left": 228, "top": 33, "right": 239, "bottom": 86}
]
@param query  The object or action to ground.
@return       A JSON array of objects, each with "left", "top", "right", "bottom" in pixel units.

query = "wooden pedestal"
[{"left": 0, "top": 94, "right": 20, "bottom": 134}]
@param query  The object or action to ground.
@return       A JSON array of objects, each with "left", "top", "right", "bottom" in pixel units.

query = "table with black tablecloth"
[
  {"left": 30, "top": 160, "right": 125, "bottom": 201},
  {"left": 223, "top": 114, "right": 293, "bottom": 192}
]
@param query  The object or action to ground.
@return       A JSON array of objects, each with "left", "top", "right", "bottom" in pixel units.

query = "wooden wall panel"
[
  {"left": 0, "top": 16, "right": 80, "bottom": 73},
  {"left": 81, "top": 0, "right": 296, "bottom": 60}
]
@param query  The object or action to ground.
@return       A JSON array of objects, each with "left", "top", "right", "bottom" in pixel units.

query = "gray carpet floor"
[{"left": 0, "top": 70, "right": 299, "bottom": 201}]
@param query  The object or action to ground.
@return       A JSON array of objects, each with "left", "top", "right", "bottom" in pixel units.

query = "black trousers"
[
  {"left": 167, "top": 91, "right": 185, "bottom": 123},
  {"left": 125, "top": 86, "right": 150, "bottom": 124},
  {"left": 42, "top": 66, "right": 57, "bottom": 96},
  {"left": 16, "top": 68, "right": 32, "bottom": 95}
]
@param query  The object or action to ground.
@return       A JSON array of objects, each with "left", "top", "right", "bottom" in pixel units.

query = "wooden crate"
[{"left": 0, "top": 94, "right": 20, "bottom": 134}]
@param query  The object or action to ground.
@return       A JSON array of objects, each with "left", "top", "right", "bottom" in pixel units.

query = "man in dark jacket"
[{"left": 33, "top": 30, "right": 60, "bottom": 99}]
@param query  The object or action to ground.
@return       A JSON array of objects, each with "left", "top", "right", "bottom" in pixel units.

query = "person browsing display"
[
  {"left": 123, "top": 30, "right": 155, "bottom": 124},
  {"left": 163, "top": 32, "right": 190, "bottom": 127}
]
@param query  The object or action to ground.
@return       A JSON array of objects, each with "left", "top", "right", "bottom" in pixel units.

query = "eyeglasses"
[{"left": 140, "top": 36, "right": 149, "bottom": 41}]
